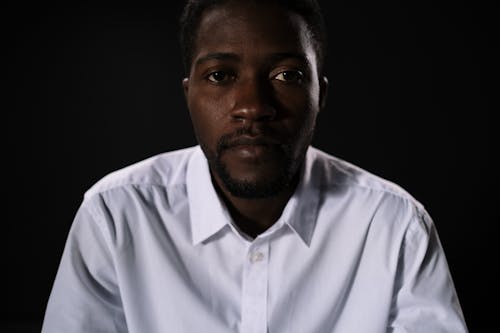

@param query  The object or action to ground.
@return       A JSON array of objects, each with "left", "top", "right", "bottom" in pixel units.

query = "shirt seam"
[{"left": 84, "top": 182, "right": 187, "bottom": 202}]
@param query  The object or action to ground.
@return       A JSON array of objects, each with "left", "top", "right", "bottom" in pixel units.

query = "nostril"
[
  {"left": 233, "top": 114, "right": 246, "bottom": 121},
  {"left": 231, "top": 105, "right": 276, "bottom": 122},
  {"left": 230, "top": 80, "right": 276, "bottom": 121}
]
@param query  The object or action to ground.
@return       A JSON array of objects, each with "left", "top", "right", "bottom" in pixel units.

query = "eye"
[
  {"left": 206, "top": 71, "right": 231, "bottom": 83},
  {"left": 273, "top": 70, "right": 304, "bottom": 83}
]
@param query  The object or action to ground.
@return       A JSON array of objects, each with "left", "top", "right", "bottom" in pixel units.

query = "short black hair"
[{"left": 179, "top": 0, "right": 327, "bottom": 75}]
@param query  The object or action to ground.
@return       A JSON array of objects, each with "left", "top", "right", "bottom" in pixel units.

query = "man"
[{"left": 42, "top": 0, "right": 468, "bottom": 332}]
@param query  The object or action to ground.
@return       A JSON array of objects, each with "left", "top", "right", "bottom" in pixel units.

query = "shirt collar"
[
  {"left": 281, "top": 147, "right": 321, "bottom": 247},
  {"left": 186, "top": 146, "right": 321, "bottom": 247},
  {"left": 187, "top": 147, "right": 231, "bottom": 245}
]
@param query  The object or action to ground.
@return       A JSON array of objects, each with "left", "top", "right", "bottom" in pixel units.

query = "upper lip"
[{"left": 225, "top": 135, "right": 280, "bottom": 148}]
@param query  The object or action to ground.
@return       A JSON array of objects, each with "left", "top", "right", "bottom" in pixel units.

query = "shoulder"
[
  {"left": 83, "top": 146, "right": 199, "bottom": 200},
  {"left": 309, "top": 147, "right": 434, "bottom": 245},
  {"left": 308, "top": 146, "right": 426, "bottom": 212}
]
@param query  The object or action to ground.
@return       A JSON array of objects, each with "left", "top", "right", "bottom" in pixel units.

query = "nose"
[{"left": 230, "top": 78, "right": 276, "bottom": 123}]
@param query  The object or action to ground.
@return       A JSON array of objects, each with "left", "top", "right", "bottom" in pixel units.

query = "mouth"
[
  {"left": 227, "top": 143, "right": 272, "bottom": 158},
  {"left": 225, "top": 135, "right": 279, "bottom": 147},
  {"left": 221, "top": 136, "right": 281, "bottom": 160}
]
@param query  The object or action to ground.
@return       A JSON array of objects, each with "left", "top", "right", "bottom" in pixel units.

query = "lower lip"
[{"left": 227, "top": 144, "right": 272, "bottom": 159}]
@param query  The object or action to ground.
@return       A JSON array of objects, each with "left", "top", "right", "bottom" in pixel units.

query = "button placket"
[
  {"left": 249, "top": 251, "right": 265, "bottom": 263},
  {"left": 241, "top": 242, "right": 270, "bottom": 333}
]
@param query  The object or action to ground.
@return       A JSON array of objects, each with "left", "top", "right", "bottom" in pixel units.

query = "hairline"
[{"left": 180, "top": 0, "right": 326, "bottom": 76}]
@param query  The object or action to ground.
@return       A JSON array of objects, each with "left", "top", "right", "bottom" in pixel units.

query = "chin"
[
  {"left": 214, "top": 157, "right": 299, "bottom": 199},
  {"left": 221, "top": 174, "right": 291, "bottom": 199}
]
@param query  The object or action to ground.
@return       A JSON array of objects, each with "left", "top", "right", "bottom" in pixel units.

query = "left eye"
[
  {"left": 273, "top": 70, "right": 304, "bottom": 82},
  {"left": 207, "top": 71, "right": 229, "bottom": 82}
]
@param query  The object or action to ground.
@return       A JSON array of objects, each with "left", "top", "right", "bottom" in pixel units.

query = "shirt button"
[{"left": 249, "top": 251, "right": 264, "bottom": 263}]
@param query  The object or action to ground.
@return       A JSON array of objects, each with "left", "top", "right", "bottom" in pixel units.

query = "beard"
[
  {"left": 213, "top": 146, "right": 296, "bottom": 199},
  {"left": 213, "top": 158, "right": 293, "bottom": 198},
  {"left": 204, "top": 127, "right": 312, "bottom": 199}
]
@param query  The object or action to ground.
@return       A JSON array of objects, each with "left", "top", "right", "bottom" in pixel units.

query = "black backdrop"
[{"left": 3, "top": 0, "right": 494, "bottom": 332}]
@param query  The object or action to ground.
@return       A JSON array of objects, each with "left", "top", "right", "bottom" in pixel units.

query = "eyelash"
[
  {"left": 206, "top": 71, "right": 234, "bottom": 83},
  {"left": 204, "top": 69, "right": 305, "bottom": 85},
  {"left": 273, "top": 70, "right": 304, "bottom": 83}
]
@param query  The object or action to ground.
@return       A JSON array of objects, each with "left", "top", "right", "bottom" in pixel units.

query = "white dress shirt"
[{"left": 42, "top": 146, "right": 468, "bottom": 333}]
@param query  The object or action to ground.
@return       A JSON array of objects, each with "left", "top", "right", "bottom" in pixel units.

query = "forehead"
[{"left": 192, "top": 2, "right": 315, "bottom": 64}]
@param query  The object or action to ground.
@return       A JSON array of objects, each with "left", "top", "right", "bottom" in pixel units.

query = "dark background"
[{"left": 3, "top": 0, "right": 494, "bottom": 332}]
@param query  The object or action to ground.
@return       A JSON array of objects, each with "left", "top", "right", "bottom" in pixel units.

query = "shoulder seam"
[{"left": 84, "top": 182, "right": 186, "bottom": 201}]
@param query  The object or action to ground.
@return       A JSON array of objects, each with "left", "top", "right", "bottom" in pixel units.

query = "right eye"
[{"left": 207, "top": 71, "right": 230, "bottom": 83}]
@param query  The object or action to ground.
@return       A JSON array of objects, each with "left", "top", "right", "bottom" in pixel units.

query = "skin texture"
[{"left": 183, "top": 1, "right": 328, "bottom": 237}]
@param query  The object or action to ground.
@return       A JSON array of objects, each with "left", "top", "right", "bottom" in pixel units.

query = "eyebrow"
[
  {"left": 267, "top": 52, "right": 311, "bottom": 67},
  {"left": 194, "top": 52, "right": 241, "bottom": 67},
  {"left": 193, "top": 52, "right": 311, "bottom": 68}
]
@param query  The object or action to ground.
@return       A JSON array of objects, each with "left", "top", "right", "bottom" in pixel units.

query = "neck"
[{"left": 211, "top": 173, "right": 299, "bottom": 239}]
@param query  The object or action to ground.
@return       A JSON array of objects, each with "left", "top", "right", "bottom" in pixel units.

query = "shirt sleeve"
[
  {"left": 387, "top": 208, "right": 468, "bottom": 332},
  {"left": 42, "top": 197, "right": 128, "bottom": 333}
]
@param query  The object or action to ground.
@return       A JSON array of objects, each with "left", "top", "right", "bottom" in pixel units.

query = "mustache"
[{"left": 216, "top": 128, "right": 282, "bottom": 154}]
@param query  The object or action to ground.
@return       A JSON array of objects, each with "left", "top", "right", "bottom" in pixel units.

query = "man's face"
[{"left": 183, "top": 1, "right": 327, "bottom": 198}]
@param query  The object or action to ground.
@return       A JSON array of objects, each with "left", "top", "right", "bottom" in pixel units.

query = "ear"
[
  {"left": 319, "top": 75, "right": 328, "bottom": 111},
  {"left": 182, "top": 77, "right": 190, "bottom": 99}
]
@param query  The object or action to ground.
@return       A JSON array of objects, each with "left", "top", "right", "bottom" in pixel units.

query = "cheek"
[
  {"left": 274, "top": 79, "right": 320, "bottom": 111},
  {"left": 188, "top": 90, "right": 228, "bottom": 147},
  {"left": 275, "top": 88, "right": 319, "bottom": 128},
  {"left": 275, "top": 89, "right": 319, "bottom": 152}
]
